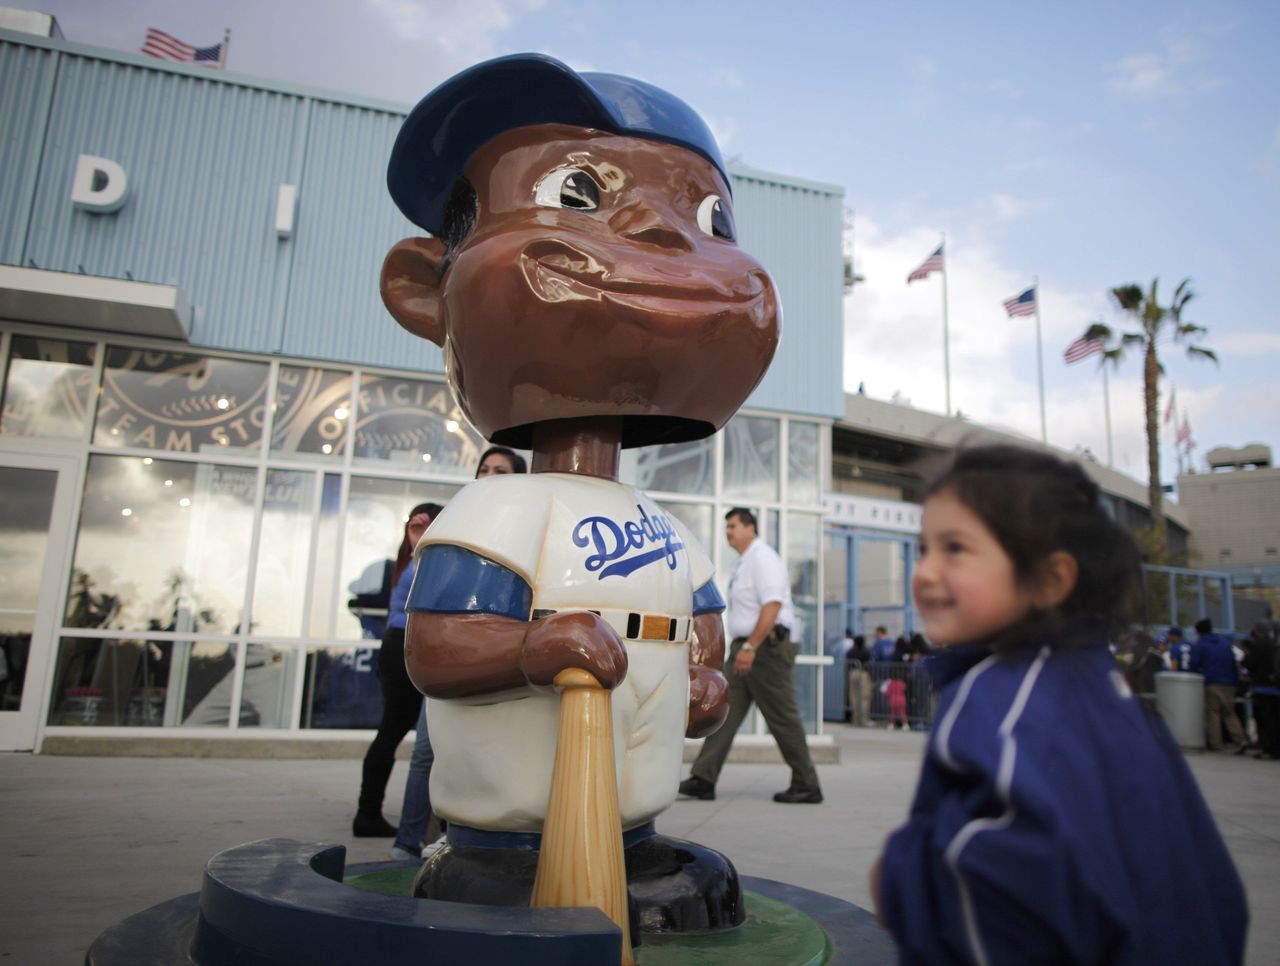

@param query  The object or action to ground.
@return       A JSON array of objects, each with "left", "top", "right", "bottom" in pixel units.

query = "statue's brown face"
[{"left": 386, "top": 124, "right": 780, "bottom": 447}]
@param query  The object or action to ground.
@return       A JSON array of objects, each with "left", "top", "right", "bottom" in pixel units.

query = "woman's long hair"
[{"left": 391, "top": 502, "right": 443, "bottom": 585}]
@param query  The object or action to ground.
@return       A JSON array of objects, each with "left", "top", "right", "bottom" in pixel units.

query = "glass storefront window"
[
  {"left": 252, "top": 470, "right": 318, "bottom": 637},
  {"left": 0, "top": 465, "right": 59, "bottom": 710},
  {"left": 95, "top": 347, "right": 269, "bottom": 455},
  {"left": 788, "top": 421, "right": 820, "bottom": 506},
  {"left": 47, "top": 637, "right": 239, "bottom": 727},
  {"left": 658, "top": 501, "right": 714, "bottom": 558},
  {"left": 622, "top": 437, "right": 714, "bottom": 495},
  {"left": 66, "top": 455, "right": 256, "bottom": 634},
  {"left": 353, "top": 373, "right": 484, "bottom": 475},
  {"left": 335, "top": 476, "right": 461, "bottom": 641},
  {"left": 787, "top": 512, "right": 822, "bottom": 656},
  {"left": 723, "top": 414, "right": 778, "bottom": 502},
  {"left": 308, "top": 474, "right": 344, "bottom": 639},
  {"left": 857, "top": 538, "right": 906, "bottom": 610},
  {"left": 794, "top": 664, "right": 819, "bottom": 733},
  {"left": 239, "top": 643, "right": 301, "bottom": 729},
  {"left": 1, "top": 335, "right": 97, "bottom": 439},
  {"left": 300, "top": 645, "right": 382, "bottom": 728},
  {"left": 271, "top": 365, "right": 353, "bottom": 459}
]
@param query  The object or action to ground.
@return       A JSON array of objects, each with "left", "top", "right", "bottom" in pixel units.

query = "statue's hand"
[
  {"left": 686, "top": 664, "right": 729, "bottom": 738},
  {"left": 521, "top": 611, "right": 628, "bottom": 690}
]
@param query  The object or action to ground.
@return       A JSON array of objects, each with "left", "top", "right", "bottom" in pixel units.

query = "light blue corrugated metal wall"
[
  {"left": 731, "top": 167, "right": 845, "bottom": 420},
  {"left": 4, "top": 32, "right": 844, "bottom": 417},
  {"left": 23, "top": 49, "right": 306, "bottom": 352},
  {"left": 278, "top": 99, "right": 441, "bottom": 372},
  {"left": 0, "top": 39, "right": 57, "bottom": 264}
]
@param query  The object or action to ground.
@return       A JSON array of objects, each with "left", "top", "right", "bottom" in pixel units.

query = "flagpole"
[
  {"left": 940, "top": 234, "right": 951, "bottom": 416},
  {"left": 220, "top": 28, "right": 231, "bottom": 69},
  {"left": 1033, "top": 276, "right": 1046, "bottom": 443},
  {"left": 1101, "top": 360, "right": 1113, "bottom": 466}
]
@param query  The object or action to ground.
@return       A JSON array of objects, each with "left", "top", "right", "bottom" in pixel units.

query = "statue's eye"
[
  {"left": 534, "top": 168, "right": 601, "bottom": 210},
  {"left": 696, "top": 194, "right": 734, "bottom": 240}
]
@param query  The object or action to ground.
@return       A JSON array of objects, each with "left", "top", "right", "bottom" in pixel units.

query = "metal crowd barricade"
[{"left": 853, "top": 659, "right": 937, "bottom": 730}]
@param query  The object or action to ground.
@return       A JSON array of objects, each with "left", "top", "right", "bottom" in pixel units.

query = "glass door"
[{"left": 0, "top": 454, "right": 77, "bottom": 750}]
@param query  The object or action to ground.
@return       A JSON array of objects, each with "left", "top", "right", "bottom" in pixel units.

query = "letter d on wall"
[{"left": 71, "top": 154, "right": 129, "bottom": 213}]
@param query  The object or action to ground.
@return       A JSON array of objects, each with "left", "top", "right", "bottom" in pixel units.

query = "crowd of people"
[{"left": 1131, "top": 617, "right": 1280, "bottom": 760}]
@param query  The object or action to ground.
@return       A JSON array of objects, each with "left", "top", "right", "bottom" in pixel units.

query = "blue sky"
[{"left": 33, "top": 0, "right": 1280, "bottom": 492}]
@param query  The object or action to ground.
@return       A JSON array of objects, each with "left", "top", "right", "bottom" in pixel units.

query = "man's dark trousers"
[{"left": 690, "top": 628, "right": 820, "bottom": 792}]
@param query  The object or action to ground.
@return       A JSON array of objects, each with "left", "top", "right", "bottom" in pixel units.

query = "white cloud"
[
  {"left": 1105, "top": 20, "right": 1227, "bottom": 98},
  {"left": 842, "top": 218, "right": 1182, "bottom": 485}
]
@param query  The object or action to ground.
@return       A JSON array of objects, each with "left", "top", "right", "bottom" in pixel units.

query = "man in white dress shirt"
[{"left": 679, "top": 507, "right": 823, "bottom": 803}]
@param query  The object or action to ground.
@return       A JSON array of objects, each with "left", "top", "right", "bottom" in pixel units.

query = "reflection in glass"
[
  {"left": 239, "top": 644, "right": 300, "bottom": 728},
  {"left": 271, "top": 365, "right": 353, "bottom": 459},
  {"left": 857, "top": 538, "right": 906, "bottom": 609},
  {"left": 723, "top": 414, "right": 778, "bottom": 502},
  {"left": 788, "top": 421, "right": 820, "bottom": 506},
  {"left": 658, "top": 501, "right": 714, "bottom": 563},
  {"left": 252, "top": 470, "right": 317, "bottom": 637},
  {"left": 0, "top": 465, "right": 57, "bottom": 710},
  {"left": 47, "top": 637, "right": 238, "bottom": 727},
  {"left": 300, "top": 645, "right": 382, "bottom": 728},
  {"left": 353, "top": 373, "right": 483, "bottom": 475},
  {"left": 623, "top": 437, "right": 714, "bottom": 495},
  {"left": 66, "top": 455, "right": 255, "bottom": 634},
  {"left": 309, "top": 474, "right": 343, "bottom": 639},
  {"left": 787, "top": 512, "right": 822, "bottom": 656},
  {"left": 94, "top": 347, "right": 268, "bottom": 455},
  {"left": 336, "top": 476, "right": 460, "bottom": 641},
  {"left": 0, "top": 336, "right": 96, "bottom": 439}
]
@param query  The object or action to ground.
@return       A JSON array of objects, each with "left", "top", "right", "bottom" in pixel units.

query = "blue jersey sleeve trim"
[
  {"left": 408, "top": 544, "right": 532, "bottom": 621},
  {"left": 692, "top": 579, "right": 725, "bottom": 616}
]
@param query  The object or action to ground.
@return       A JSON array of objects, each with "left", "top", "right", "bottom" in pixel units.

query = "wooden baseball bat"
[{"left": 530, "top": 667, "right": 634, "bottom": 966}]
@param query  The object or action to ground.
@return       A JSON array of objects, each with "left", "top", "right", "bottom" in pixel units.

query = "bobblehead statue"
[{"left": 380, "top": 54, "right": 780, "bottom": 940}]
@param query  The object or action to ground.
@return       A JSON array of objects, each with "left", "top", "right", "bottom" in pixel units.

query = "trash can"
[{"left": 1155, "top": 671, "right": 1205, "bottom": 750}]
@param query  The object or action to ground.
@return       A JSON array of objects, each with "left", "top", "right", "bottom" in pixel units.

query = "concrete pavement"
[{"left": 1, "top": 724, "right": 1273, "bottom": 964}]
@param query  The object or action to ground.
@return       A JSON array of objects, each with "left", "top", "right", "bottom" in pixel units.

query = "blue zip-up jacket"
[
  {"left": 1189, "top": 633, "right": 1238, "bottom": 686},
  {"left": 879, "top": 625, "right": 1247, "bottom": 965}
]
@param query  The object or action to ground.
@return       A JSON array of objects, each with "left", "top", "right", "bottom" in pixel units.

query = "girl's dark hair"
[
  {"left": 926, "top": 445, "right": 1141, "bottom": 638},
  {"left": 392, "top": 502, "right": 444, "bottom": 584},
  {"left": 476, "top": 445, "right": 528, "bottom": 476}
]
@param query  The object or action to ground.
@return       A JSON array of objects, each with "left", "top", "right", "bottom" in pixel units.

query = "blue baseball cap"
[
  {"left": 1167, "top": 626, "right": 1184, "bottom": 637},
  {"left": 387, "top": 53, "right": 729, "bottom": 235}
]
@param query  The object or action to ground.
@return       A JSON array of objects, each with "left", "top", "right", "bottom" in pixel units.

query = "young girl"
[{"left": 872, "top": 445, "right": 1247, "bottom": 965}]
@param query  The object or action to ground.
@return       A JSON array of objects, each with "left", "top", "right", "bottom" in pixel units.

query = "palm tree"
[{"left": 1074, "top": 277, "right": 1216, "bottom": 548}]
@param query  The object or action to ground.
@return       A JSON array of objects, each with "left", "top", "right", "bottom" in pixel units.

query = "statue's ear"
[{"left": 381, "top": 237, "right": 448, "bottom": 347}]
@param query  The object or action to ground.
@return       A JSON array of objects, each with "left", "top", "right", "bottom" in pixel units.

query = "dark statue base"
[
  {"left": 413, "top": 828, "right": 744, "bottom": 934},
  {"left": 86, "top": 838, "right": 897, "bottom": 965}
]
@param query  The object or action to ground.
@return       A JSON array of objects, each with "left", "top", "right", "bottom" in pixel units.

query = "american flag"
[
  {"left": 141, "top": 27, "right": 225, "bottom": 67},
  {"left": 1003, "top": 287, "right": 1037, "bottom": 317},
  {"left": 1177, "top": 416, "right": 1191, "bottom": 445},
  {"left": 907, "top": 245, "right": 944, "bottom": 284},
  {"left": 1064, "top": 333, "right": 1105, "bottom": 365}
]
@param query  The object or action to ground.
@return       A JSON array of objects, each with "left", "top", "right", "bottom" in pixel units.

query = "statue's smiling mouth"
[{"left": 520, "top": 241, "right": 767, "bottom": 314}]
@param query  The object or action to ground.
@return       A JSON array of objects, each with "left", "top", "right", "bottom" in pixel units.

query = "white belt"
[{"left": 532, "top": 608, "right": 691, "bottom": 645}]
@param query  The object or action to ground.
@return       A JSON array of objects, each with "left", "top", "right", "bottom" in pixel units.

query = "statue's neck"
[{"left": 531, "top": 418, "right": 622, "bottom": 480}]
